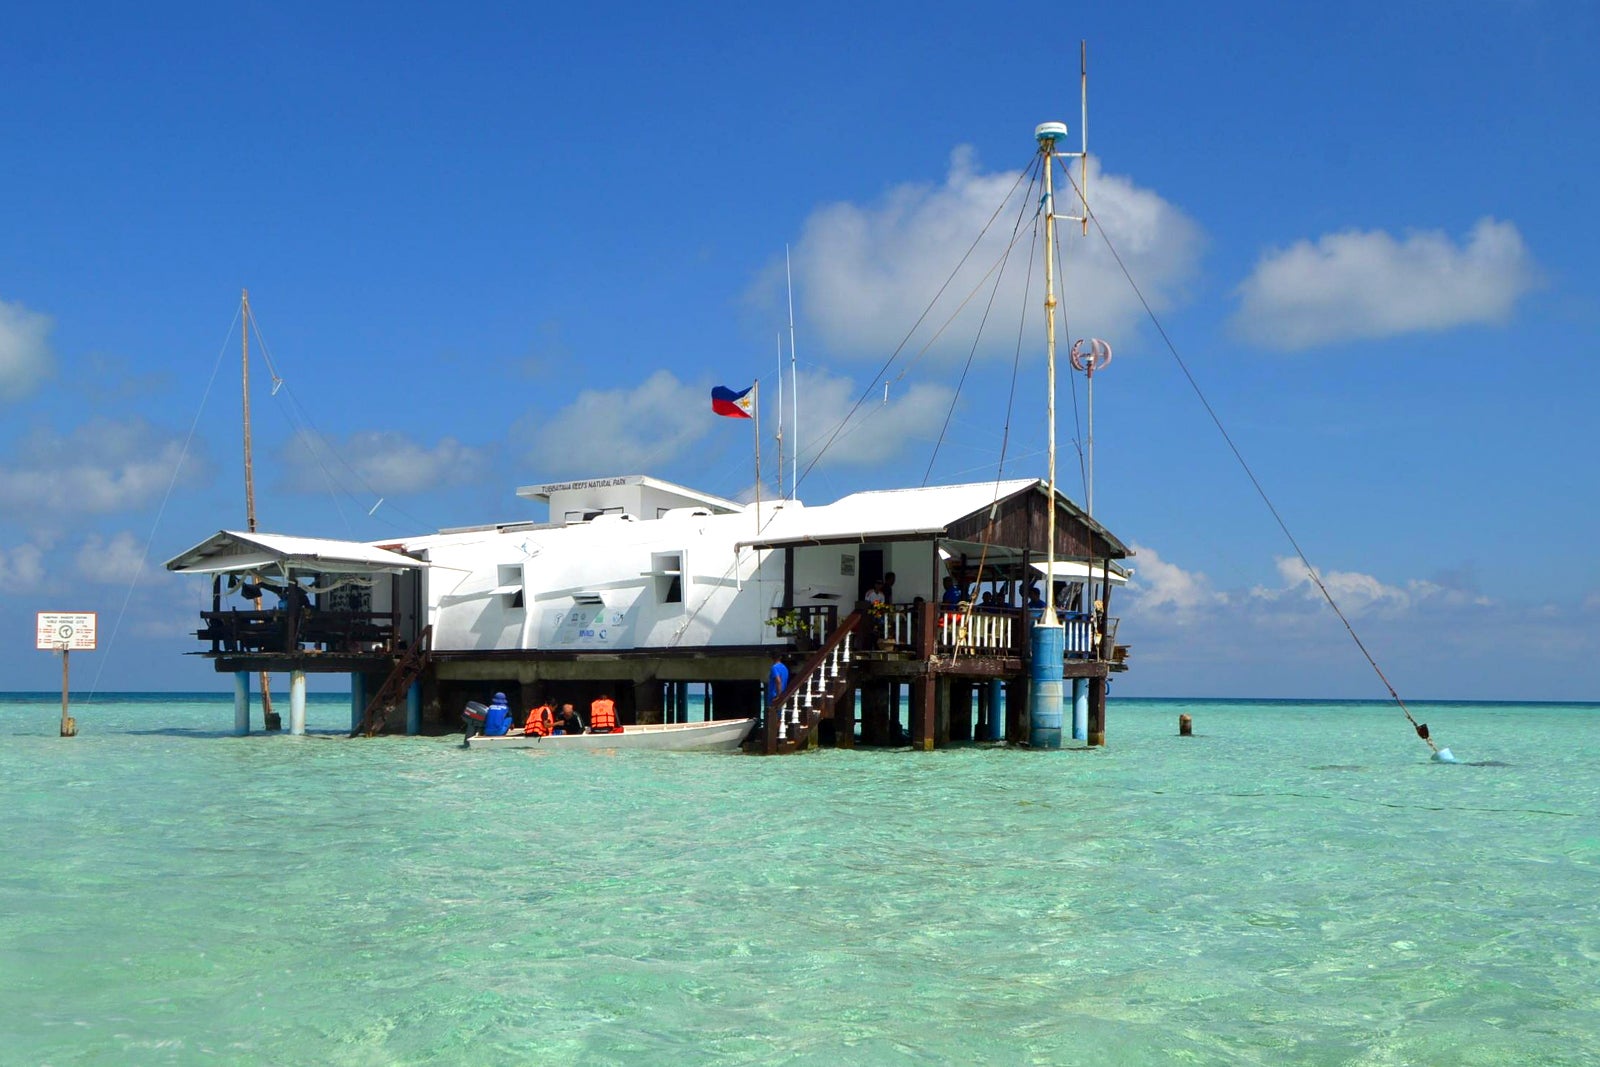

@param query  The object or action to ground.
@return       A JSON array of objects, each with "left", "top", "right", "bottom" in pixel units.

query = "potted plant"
[{"left": 766, "top": 609, "right": 814, "bottom": 650}]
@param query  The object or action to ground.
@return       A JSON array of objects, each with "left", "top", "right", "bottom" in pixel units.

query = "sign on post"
[
  {"left": 37, "top": 612, "right": 98, "bottom": 652},
  {"left": 37, "top": 612, "right": 95, "bottom": 737}
]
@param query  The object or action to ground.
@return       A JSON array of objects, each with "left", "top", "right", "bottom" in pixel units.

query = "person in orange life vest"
[
  {"left": 589, "top": 694, "right": 619, "bottom": 733},
  {"left": 524, "top": 702, "right": 555, "bottom": 737}
]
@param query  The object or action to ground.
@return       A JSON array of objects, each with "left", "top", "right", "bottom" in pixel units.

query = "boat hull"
[{"left": 465, "top": 717, "right": 757, "bottom": 753}]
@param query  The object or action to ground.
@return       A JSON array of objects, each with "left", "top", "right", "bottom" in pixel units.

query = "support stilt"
[
  {"left": 233, "top": 671, "right": 250, "bottom": 736},
  {"left": 289, "top": 670, "right": 307, "bottom": 735}
]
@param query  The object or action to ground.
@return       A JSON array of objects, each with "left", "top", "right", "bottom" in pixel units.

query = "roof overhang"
[{"left": 164, "top": 531, "right": 426, "bottom": 576}]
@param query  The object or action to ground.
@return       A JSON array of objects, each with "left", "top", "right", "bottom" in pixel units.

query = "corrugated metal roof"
[{"left": 164, "top": 531, "right": 426, "bottom": 575}]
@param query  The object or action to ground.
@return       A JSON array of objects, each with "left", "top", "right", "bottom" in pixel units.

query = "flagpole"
[
  {"left": 774, "top": 333, "right": 785, "bottom": 500},
  {"left": 751, "top": 379, "right": 761, "bottom": 534}
]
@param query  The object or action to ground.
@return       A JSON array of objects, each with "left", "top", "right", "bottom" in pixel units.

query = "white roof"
[
  {"left": 737, "top": 479, "right": 1039, "bottom": 549},
  {"left": 1031, "top": 559, "right": 1130, "bottom": 583},
  {"left": 164, "top": 531, "right": 426, "bottom": 576}
]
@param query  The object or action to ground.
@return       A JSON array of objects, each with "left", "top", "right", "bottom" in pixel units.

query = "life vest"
[
  {"left": 525, "top": 704, "right": 554, "bottom": 737},
  {"left": 589, "top": 697, "right": 618, "bottom": 733}
]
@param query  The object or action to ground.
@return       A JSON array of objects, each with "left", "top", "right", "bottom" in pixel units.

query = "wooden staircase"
[
  {"left": 759, "top": 611, "right": 861, "bottom": 754},
  {"left": 353, "top": 625, "right": 433, "bottom": 737}
]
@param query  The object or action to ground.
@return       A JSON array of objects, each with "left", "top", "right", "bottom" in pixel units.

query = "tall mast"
[
  {"left": 242, "top": 289, "right": 259, "bottom": 533},
  {"left": 240, "top": 289, "right": 276, "bottom": 728},
  {"left": 785, "top": 245, "right": 799, "bottom": 499},
  {"left": 1036, "top": 123, "right": 1067, "bottom": 628}
]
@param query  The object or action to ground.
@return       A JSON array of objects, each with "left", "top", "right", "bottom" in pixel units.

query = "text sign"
[{"left": 36, "top": 612, "right": 98, "bottom": 651}]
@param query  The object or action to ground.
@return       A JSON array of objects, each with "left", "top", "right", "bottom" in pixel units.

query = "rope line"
[{"left": 1057, "top": 160, "right": 1441, "bottom": 755}]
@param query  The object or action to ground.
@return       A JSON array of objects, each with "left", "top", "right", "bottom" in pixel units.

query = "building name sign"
[{"left": 36, "top": 612, "right": 98, "bottom": 651}]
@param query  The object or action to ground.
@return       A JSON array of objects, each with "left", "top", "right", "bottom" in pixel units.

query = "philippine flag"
[{"left": 711, "top": 384, "right": 755, "bottom": 419}]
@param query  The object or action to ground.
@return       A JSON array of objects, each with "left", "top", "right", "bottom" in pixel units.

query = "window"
[
  {"left": 651, "top": 551, "right": 683, "bottom": 605},
  {"left": 498, "top": 564, "right": 525, "bottom": 610}
]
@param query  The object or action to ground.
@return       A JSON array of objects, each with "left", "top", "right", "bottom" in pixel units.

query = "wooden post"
[
  {"left": 59, "top": 649, "right": 77, "bottom": 737},
  {"left": 635, "top": 677, "right": 663, "bottom": 725},
  {"left": 950, "top": 680, "right": 973, "bottom": 742},
  {"left": 911, "top": 674, "right": 936, "bottom": 751},
  {"left": 835, "top": 685, "right": 856, "bottom": 748},
  {"left": 1088, "top": 674, "right": 1107, "bottom": 747},
  {"left": 1179, "top": 713, "right": 1193, "bottom": 736}
]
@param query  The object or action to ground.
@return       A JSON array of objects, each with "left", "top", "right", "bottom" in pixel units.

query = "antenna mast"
[
  {"left": 240, "top": 289, "right": 277, "bottom": 729},
  {"left": 785, "top": 246, "right": 799, "bottom": 499}
]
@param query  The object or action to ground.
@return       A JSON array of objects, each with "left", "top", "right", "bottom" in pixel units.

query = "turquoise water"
[{"left": 2, "top": 694, "right": 1597, "bottom": 1065}]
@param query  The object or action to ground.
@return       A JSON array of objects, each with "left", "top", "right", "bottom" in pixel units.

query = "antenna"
[{"left": 785, "top": 246, "right": 799, "bottom": 499}]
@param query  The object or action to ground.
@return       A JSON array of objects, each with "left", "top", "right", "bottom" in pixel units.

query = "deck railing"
[{"left": 770, "top": 604, "right": 839, "bottom": 646}]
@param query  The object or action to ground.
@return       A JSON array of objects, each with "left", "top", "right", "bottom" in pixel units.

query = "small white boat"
[{"left": 464, "top": 716, "right": 757, "bottom": 753}]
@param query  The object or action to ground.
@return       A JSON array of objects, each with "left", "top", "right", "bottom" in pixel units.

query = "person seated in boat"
[
  {"left": 588, "top": 694, "right": 619, "bottom": 734},
  {"left": 483, "top": 692, "right": 513, "bottom": 736},
  {"left": 553, "top": 703, "right": 584, "bottom": 735},
  {"left": 524, "top": 702, "right": 555, "bottom": 737}
]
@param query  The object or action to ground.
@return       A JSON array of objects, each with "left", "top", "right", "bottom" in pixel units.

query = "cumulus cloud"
[
  {"left": 280, "top": 429, "right": 489, "bottom": 495},
  {"left": 1254, "top": 555, "right": 1493, "bottom": 617},
  {"left": 525, "top": 370, "right": 711, "bottom": 477},
  {"left": 75, "top": 531, "right": 148, "bottom": 584},
  {"left": 1232, "top": 217, "right": 1539, "bottom": 350},
  {"left": 1120, "top": 544, "right": 1227, "bottom": 622},
  {"left": 0, "top": 542, "right": 46, "bottom": 591},
  {"left": 0, "top": 298, "right": 55, "bottom": 401},
  {"left": 755, "top": 148, "right": 1202, "bottom": 360},
  {"left": 788, "top": 369, "right": 956, "bottom": 471},
  {"left": 0, "top": 418, "right": 202, "bottom": 517}
]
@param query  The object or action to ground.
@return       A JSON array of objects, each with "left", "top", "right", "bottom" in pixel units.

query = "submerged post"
[
  {"left": 406, "top": 680, "right": 422, "bottom": 736},
  {"left": 289, "top": 670, "right": 307, "bottom": 735},
  {"left": 350, "top": 673, "right": 366, "bottom": 734},
  {"left": 986, "top": 679, "right": 1005, "bottom": 741},
  {"left": 59, "top": 648, "right": 77, "bottom": 737},
  {"left": 233, "top": 671, "right": 251, "bottom": 736},
  {"left": 1072, "top": 677, "right": 1088, "bottom": 741}
]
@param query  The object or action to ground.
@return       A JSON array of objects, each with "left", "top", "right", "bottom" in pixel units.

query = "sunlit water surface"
[{"left": 2, "top": 694, "right": 1597, "bottom": 1065}]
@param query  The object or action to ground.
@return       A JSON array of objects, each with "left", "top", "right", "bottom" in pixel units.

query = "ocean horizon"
[{"left": 3, "top": 693, "right": 1596, "bottom": 1064}]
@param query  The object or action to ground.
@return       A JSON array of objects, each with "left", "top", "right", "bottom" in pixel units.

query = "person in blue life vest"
[{"left": 483, "top": 692, "right": 513, "bottom": 736}]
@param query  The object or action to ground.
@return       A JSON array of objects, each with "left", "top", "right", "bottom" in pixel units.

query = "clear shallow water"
[{"left": 2, "top": 694, "right": 1597, "bottom": 1066}]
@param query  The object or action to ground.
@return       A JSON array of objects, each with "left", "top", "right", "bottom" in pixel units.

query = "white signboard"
[
  {"left": 36, "top": 612, "right": 98, "bottom": 651},
  {"left": 540, "top": 605, "right": 634, "bottom": 649}
]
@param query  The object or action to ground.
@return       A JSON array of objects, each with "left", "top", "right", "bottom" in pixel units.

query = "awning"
[
  {"left": 1030, "top": 559, "right": 1130, "bottom": 584},
  {"left": 165, "top": 531, "right": 426, "bottom": 576}
]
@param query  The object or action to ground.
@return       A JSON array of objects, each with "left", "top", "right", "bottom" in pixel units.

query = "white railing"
[
  {"left": 776, "top": 631, "right": 854, "bottom": 742},
  {"left": 1065, "top": 613, "right": 1095, "bottom": 657},
  {"left": 937, "top": 610, "right": 1015, "bottom": 655}
]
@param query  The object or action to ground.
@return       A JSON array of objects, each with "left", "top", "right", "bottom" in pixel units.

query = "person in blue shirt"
[
  {"left": 941, "top": 575, "right": 965, "bottom": 608},
  {"left": 767, "top": 652, "right": 790, "bottom": 705},
  {"left": 483, "top": 692, "right": 513, "bottom": 736}
]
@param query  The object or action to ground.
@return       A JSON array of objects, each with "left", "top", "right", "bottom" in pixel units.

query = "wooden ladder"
[
  {"left": 354, "top": 625, "right": 433, "bottom": 737},
  {"left": 763, "top": 611, "right": 861, "bottom": 754}
]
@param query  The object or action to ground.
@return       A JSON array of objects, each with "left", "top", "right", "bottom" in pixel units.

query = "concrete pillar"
[
  {"left": 985, "top": 679, "right": 1004, "bottom": 741},
  {"left": 406, "top": 680, "right": 423, "bottom": 736},
  {"left": 911, "top": 676, "right": 936, "bottom": 751},
  {"left": 233, "top": 671, "right": 251, "bottom": 736},
  {"left": 1029, "top": 625, "right": 1065, "bottom": 749},
  {"left": 289, "top": 670, "right": 307, "bottom": 735},
  {"left": 1072, "top": 677, "right": 1088, "bottom": 741},
  {"left": 350, "top": 673, "right": 366, "bottom": 734}
]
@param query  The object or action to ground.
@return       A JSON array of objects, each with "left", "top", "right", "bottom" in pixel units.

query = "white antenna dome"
[{"left": 1035, "top": 121, "right": 1069, "bottom": 145}]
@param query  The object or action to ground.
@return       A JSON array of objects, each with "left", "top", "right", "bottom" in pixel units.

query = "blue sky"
[{"left": 1, "top": 2, "right": 1595, "bottom": 699}]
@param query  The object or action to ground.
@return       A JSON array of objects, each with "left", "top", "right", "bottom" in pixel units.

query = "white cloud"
[
  {"left": 281, "top": 429, "right": 489, "bottom": 495},
  {"left": 0, "top": 298, "right": 55, "bottom": 401},
  {"left": 759, "top": 148, "right": 1202, "bottom": 360},
  {"left": 526, "top": 370, "right": 712, "bottom": 476},
  {"left": 1120, "top": 543, "right": 1227, "bottom": 622},
  {"left": 0, "top": 542, "right": 45, "bottom": 591},
  {"left": 75, "top": 531, "right": 148, "bottom": 585},
  {"left": 1232, "top": 217, "right": 1538, "bottom": 350},
  {"left": 0, "top": 418, "right": 201, "bottom": 517},
  {"left": 1255, "top": 555, "right": 1493, "bottom": 617},
  {"left": 787, "top": 369, "right": 956, "bottom": 472}
]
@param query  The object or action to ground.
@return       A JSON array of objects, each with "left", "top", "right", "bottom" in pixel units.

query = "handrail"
[{"left": 764, "top": 610, "right": 861, "bottom": 753}]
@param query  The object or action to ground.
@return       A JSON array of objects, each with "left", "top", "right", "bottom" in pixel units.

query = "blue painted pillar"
[
  {"left": 986, "top": 679, "right": 1005, "bottom": 741},
  {"left": 405, "top": 680, "right": 422, "bottom": 736},
  {"left": 1072, "top": 677, "right": 1088, "bottom": 741},
  {"left": 350, "top": 674, "right": 366, "bottom": 734},
  {"left": 1028, "top": 625, "right": 1064, "bottom": 749},
  {"left": 233, "top": 671, "right": 250, "bottom": 736}
]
